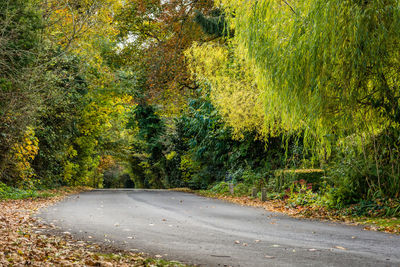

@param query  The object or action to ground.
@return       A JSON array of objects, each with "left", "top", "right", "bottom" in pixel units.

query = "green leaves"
[{"left": 222, "top": 0, "right": 400, "bottom": 137}]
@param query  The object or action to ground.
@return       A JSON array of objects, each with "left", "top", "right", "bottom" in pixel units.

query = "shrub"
[
  {"left": 286, "top": 180, "right": 318, "bottom": 207},
  {"left": 240, "top": 169, "right": 269, "bottom": 188},
  {"left": 209, "top": 181, "right": 230, "bottom": 195},
  {"left": 233, "top": 183, "right": 250, "bottom": 196},
  {"left": 273, "top": 169, "right": 324, "bottom": 191}
]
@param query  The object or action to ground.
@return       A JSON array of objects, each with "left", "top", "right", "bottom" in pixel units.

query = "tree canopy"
[
  {"left": 1, "top": 0, "right": 400, "bottom": 207},
  {"left": 218, "top": 0, "right": 400, "bottom": 138}
]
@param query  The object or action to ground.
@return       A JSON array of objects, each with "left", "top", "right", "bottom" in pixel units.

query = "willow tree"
[
  {"left": 218, "top": 0, "right": 400, "bottom": 198},
  {"left": 219, "top": 0, "right": 400, "bottom": 136},
  {"left": 186, "top": 42, "right": 266, "bottom": 139}
]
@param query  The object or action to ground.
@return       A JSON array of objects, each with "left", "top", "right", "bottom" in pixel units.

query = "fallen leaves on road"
[
  {"left": 183, "top": 189, "right": 400, "bottom": 235},
  {"left": 0, "top": 191, "right": 185, "bottom": 266},
  {"left": 264, "top": 255, "right": 275, "bottom": 259}
]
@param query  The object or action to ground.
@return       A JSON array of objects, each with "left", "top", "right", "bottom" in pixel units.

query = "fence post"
[
  {"left": 229, "top": 183, "right": 234, "bottom": 195},
  {"left": 261, "top": 187, "right": 267, "bottom": 201},
  {"left": 252, "top": 187, "right": 258, "bottom": 198}
]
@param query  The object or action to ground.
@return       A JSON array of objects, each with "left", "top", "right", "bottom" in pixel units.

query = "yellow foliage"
[
  {"left": 186, "top": 42, "right": 267, "bottom": 139},
  {"left": 44, "top": 0, "right": 121, "bottom": 51},
  {"left": 165, "top": 151, "right": 177, "bottom": 161},
  {"left": 179, "top": 154, "right": 200, "bottom": 182},
  {"left": 97, "top": 155, "right": 115, "bottom": 173},
  {"left": 62, "top": 161, "right": 79, "bottom": 185},
  {"left": 11, "top": 127, "right": 39, "bottom": 183}
]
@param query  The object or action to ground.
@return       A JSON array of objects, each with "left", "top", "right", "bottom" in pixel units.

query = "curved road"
[{"left": 38, "top": 190, "right": 400, "bottom": 266}]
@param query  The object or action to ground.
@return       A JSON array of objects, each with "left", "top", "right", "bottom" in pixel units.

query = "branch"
[{"left": 282, "top": 0, "right": 297, "bottom": 16}]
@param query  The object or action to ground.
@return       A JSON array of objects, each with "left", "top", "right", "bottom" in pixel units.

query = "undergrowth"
[
  {"left": 203, "top": 180, "right": 400, "bottom": 223},
  {"left": 0, "top": 182, "right": 88, "bottom": 200}
]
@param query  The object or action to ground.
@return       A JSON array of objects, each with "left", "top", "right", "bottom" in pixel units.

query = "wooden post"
[
  {"left": 261, "top": 187, "right": 267, "bottom": 201},
  {"left": 229, "top": 183, "right": 234, "bottom": 195},
  {"left": 252, "top": 187, "right": 257, "bottom": 198}
]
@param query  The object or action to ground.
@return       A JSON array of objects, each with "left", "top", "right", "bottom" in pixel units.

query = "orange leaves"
[
  {"left": 116, "top": 0, "right": 214, "bottom": 113},
  {"left": 97, "top": 155, "right": 116, "bottom": 173}
]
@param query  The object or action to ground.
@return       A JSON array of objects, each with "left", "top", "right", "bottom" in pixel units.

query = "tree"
[
  {"left": 41, "top": 0, "right": 121, "bottom": 52},
  {"left": 0, "top": 0, "right": 134, "bottom": 188},
  {"left": 194, "top": 8, "right": 231, "bottom": 38},
  {"left": 217, "top": 0, "right": 400, "bottom": 199},
  {"left": 186, "top": 41, "right": 266, "bottom": 139},
  {"left": 128, "top": 104, "right": 166, "bottom": 188},
  {"left": 115, "top": 0, "right": 214, "bottom": 114},
  {"left": 219, "top": 0, "right": 400, "bottom": 139},
  {"left": 0, "top": 0, "right": 43, "bottom": 184}
]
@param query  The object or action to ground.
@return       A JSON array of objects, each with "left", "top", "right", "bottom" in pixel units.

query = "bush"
[
  {"left": 209, "top": 182, "right": 230, "bottom": 195},
  {"left": 208, "top": 181, "right": 251, "bottom": 197},
  {"left": 285, "top": 179, "right": 318, "bottom": 207},
  {"left": 347, "top": 198, "right": 400, "bottom": 218},
  {"left": 273, "top": 169, "right": 324, "bottom": 191},
  {"left": 240, "top": 169, "right": 269, "bottom": 188},
  {"left": 233, "top": 183, "right": 250, "bottom": 196}
]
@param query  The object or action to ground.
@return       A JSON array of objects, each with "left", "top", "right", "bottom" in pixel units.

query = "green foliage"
[
  {"left": 326, "top": 128, "right": 400, "bottom": 203},
  {"left": 209, "top": 182, "right": 230, "bottom": 195},
  {"left": 222, "top": 0, "right": 400, "bottom": 137},
  {"left": 240, "top": 169, "right": 268, "bottom": 187},
  {"left": 286, "top": 180, "right": 318, "bottom": 207},
  {"left": 0, "top": 182, "right": 38, "bottom": 200},
  {"left": 174, "top": 92, "right": 279, "bottom": 189},
  {"left": 128, "top": 104, "right": 166, "bottom": 188},
  {"left": 233, "top": 183, "right": 250, "bottom": 197},
  {"left": 126, "top": 90, "right": 296, "bottom": 190},
  {"left": 273, "top": 169, "right": 324, "bottom": 192},
  {"left": 186, "top": 42, "right": 266, "bottom": 138},
  {"left": 0, "top": 0, "right": 399, "bottom": 216},
  {"left": 208, "top": 181, "right": 254, "bottom": 197},
  {"left": 0, "top": 0, "right": 133, "bottom": 189},
  {"left": 0, "top": 0, "right": 44, "bottom": 183},
  {"left": 0, "top": 0, "right": 42, "bottom": 68},
  {"left": 210, "top": 0, "right": 400, "bottom": 206},
  {"left": 32, "top": 53, "right": 89, "bottom": 187},
  {"left": 176, "top": 95, "right": 233, "bottom": 188},
  {"left": 194, "top": 9, "right": 230, "bottom": 38},
  {"left": 348, "top": 198, "right": 400, "bottom": 218}
]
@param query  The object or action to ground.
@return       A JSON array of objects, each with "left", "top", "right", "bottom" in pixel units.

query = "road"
[{"left": 38, "top": 190, "right": 400, "bottom": 267}]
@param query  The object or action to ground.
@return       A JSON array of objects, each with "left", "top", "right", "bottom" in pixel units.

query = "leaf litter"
[
  {"left": 187, "top": 190, "right": 400, "bottom": 235},
  {"left": 0, "top": 189, "right": 185, "bottom": 266}
]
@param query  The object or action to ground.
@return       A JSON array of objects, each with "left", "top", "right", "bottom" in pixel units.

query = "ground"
[
  {"left": 37, "top": 189, "right": 400, "bottom": 267},
  {"left": 0, "top": 188, "right": 184, "bottom": 266}
]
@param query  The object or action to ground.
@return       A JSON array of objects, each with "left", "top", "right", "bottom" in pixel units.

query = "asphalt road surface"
[{"left": 38, "top": 190, "right": 400, "bottom": 267}]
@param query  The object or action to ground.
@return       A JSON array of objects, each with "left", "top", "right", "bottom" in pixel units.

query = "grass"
[
  {"left": 0, "top": 182, "right": 90, "bottom": 200},
  {"left": 0, "top": 183, "right": 44, "bottom": 200},
  {"left": 96, "top": 252, "right": 187, "bottom": 266},
  {"left": 354, "top": 217, "right": 400, "bottom": 233}
]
